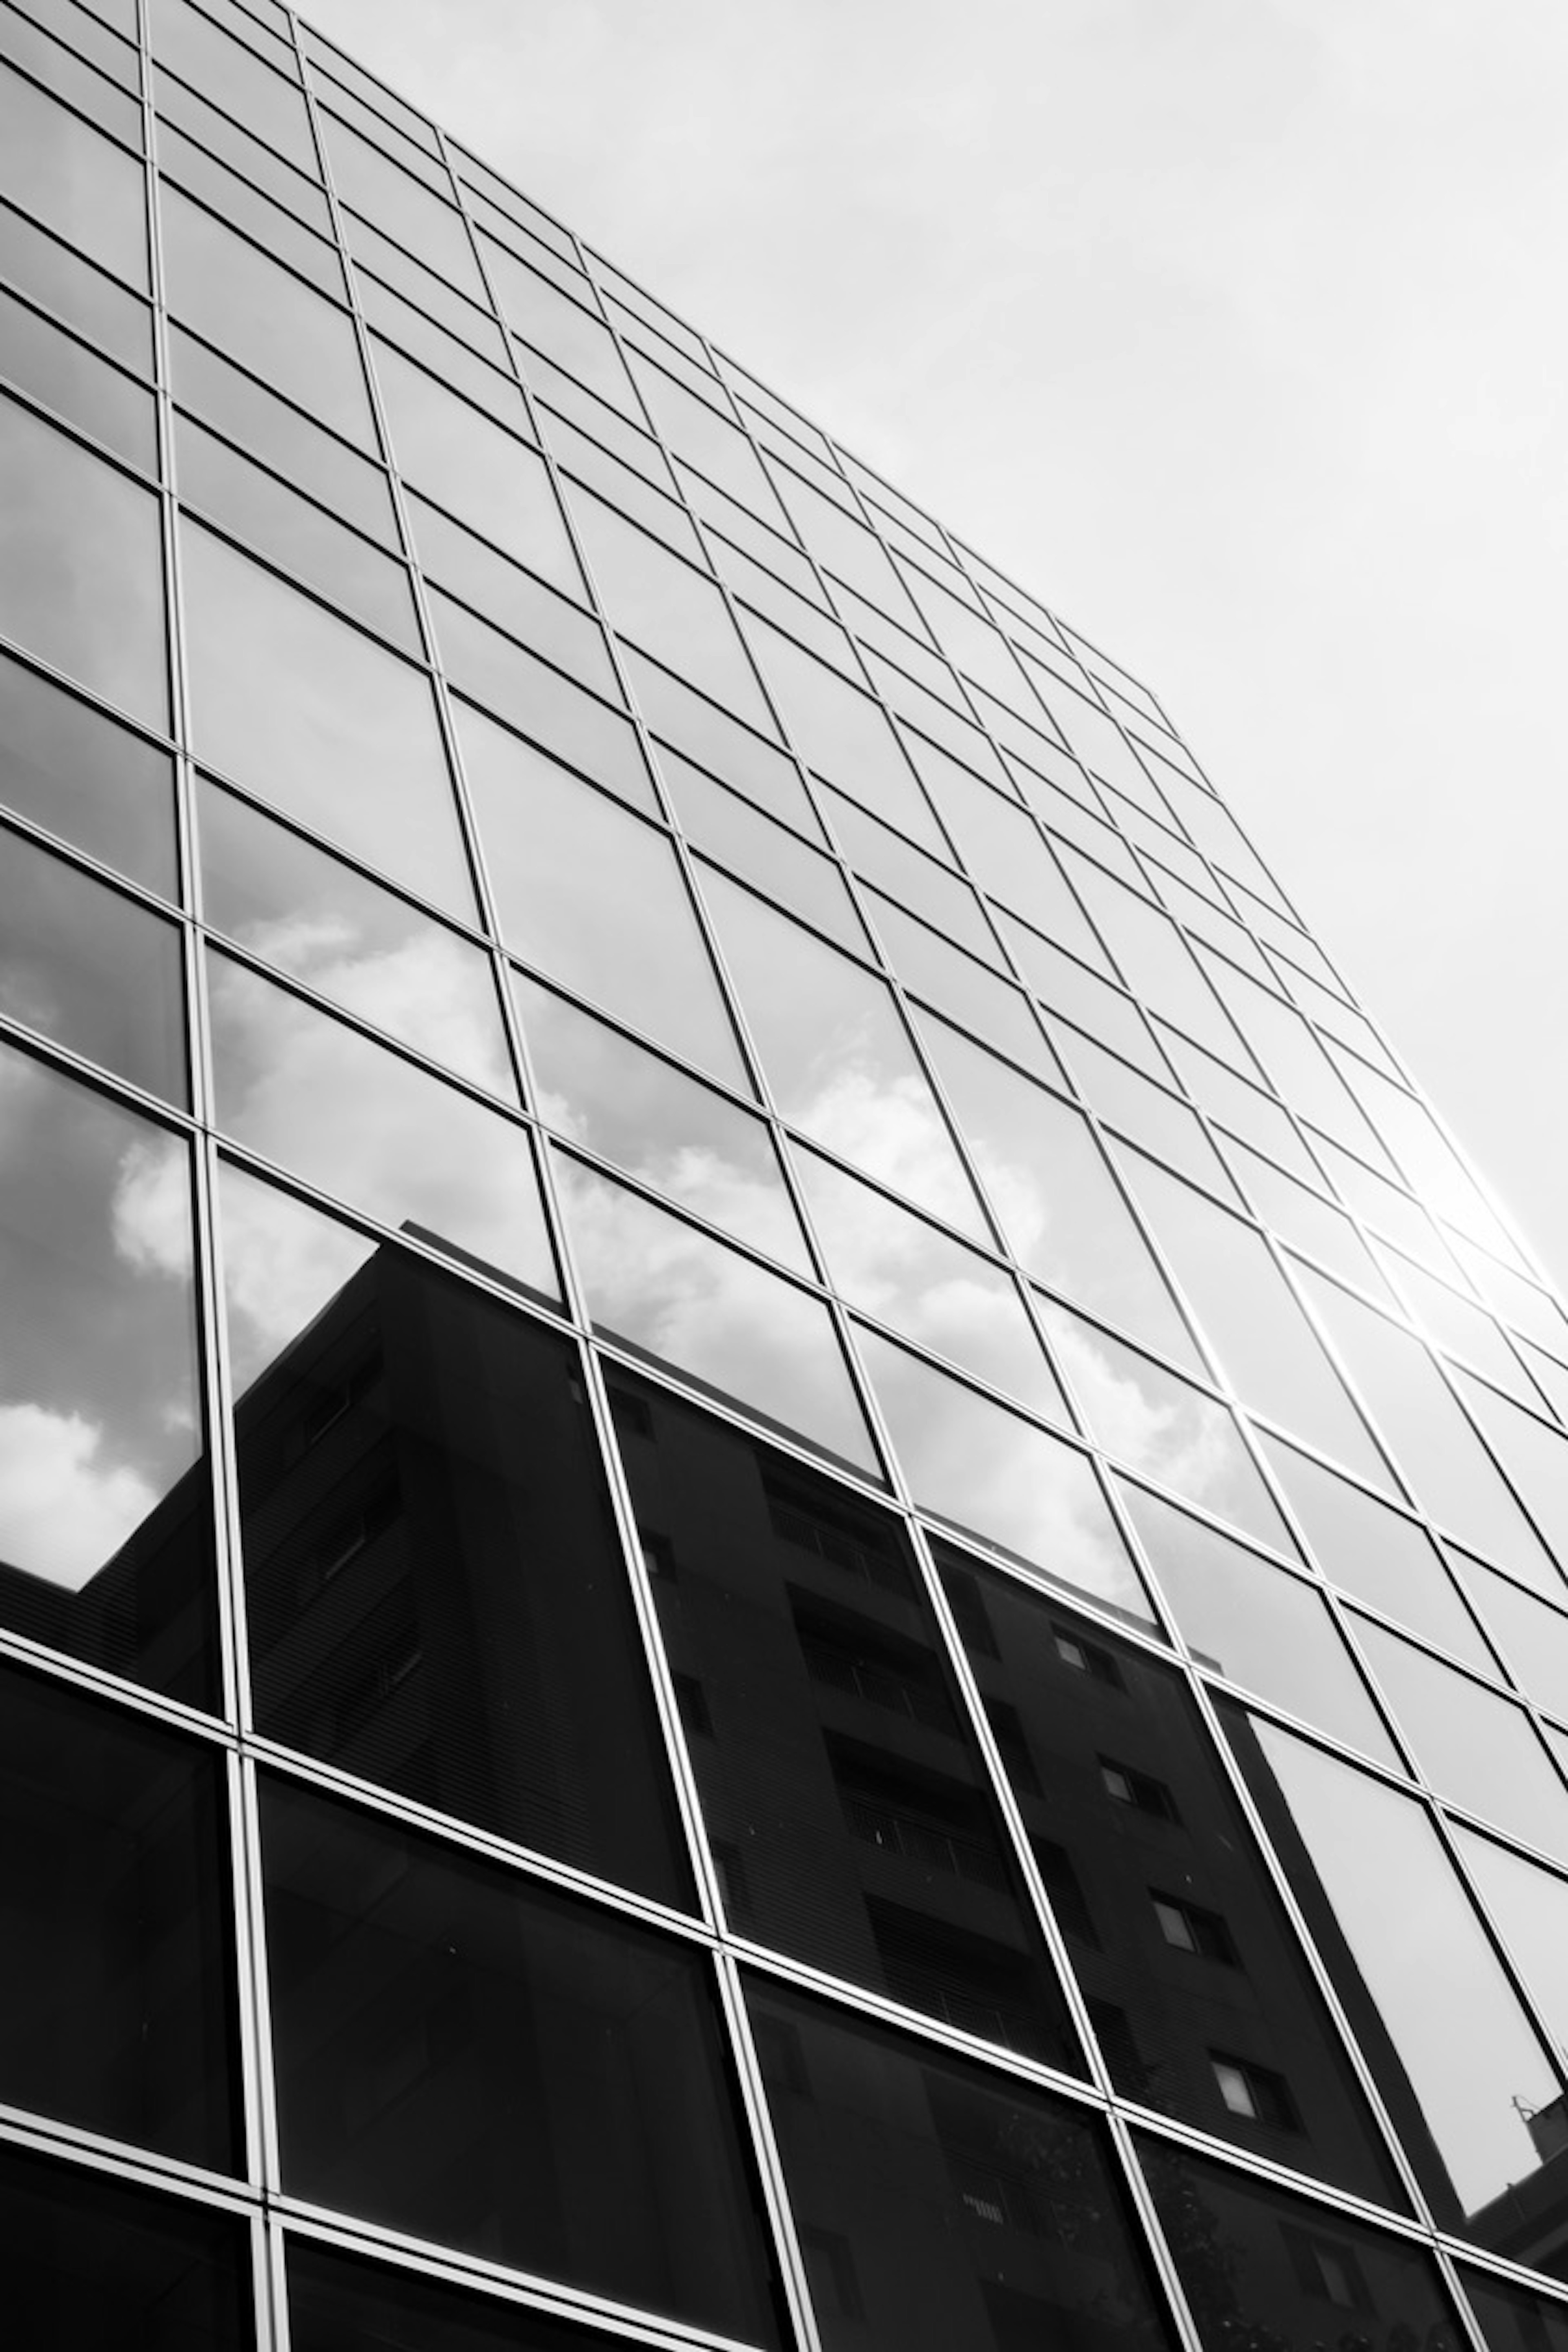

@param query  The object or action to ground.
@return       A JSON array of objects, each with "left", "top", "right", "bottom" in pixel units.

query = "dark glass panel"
[
  {"left": 0, "top": 1040, "right": 216, "bottom": 1703},
  {"left": 0, "top": 389, "right": 166, "bottom": 727},
  {"left": 0, "top": 57, "right": 147, "bottom": 286},
  {"left": 288, "top": 2236, "right": 673, "bottom": 2352},
  {"left": 1223, "top": 1704, "right": 1566, "bottom": 2241},
  {"left": 609, "top": 1372, "right": 1079, "bottom": 2066},
  {"left": 1138, "top": 2140, "right": 1462, "bottom": 2352},
  {"left": 938, "top": 1550, "right": 1403, "bottom": 2201},
  {"left": 0, "top": 1657, "right": 237, "bottom": 2165},
  {"left": 0, "top": 646, "right": 176, "bottom": 896},
  {"left": 1463, "top": 2265, "right": 1568, "bottom": 2346},
  {"left": 197, "top": 780, "right": 512, "bottom": 1096},
  {"left": 180, "top": 523, "right": 476, "bottom": 920},
  {"left": 0, "top": 282, "right": 154, "bottom": 467},
  {"left": 221, "top": 1170, "right": 688, "bottom": 1904},
  {"left": 0, "top": 2138, "right": 249, "bottom": 2351},
  {"left": 207, "top": 953, "right": 557, "bottom": 1302},
  {"left": 261, "top": 1774, "right": 782, "bottom": 2343},
  {"left": 0, "top": 823, "right": 186, "bottom": 1102},
  {"left": 750, "top": 1976, "right": 1171, "bottom": 2352}
]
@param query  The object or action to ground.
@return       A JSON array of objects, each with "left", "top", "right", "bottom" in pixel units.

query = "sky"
[{"left": 303, "top": 0, "right": 1568, "bottom": 1294}]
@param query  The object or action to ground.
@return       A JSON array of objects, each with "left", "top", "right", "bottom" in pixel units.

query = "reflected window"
[
  {"left": 261, "top": 1775, "right": 782, "bottom": 2343},
  {"left": 0, "top": 1658, "right": 237, "bottom": 2167},
  {"left": 207, "top": 952, "right": 558, "bottom": 1301},
  {"left": 748, "top": 1976, "right": 1170, "bottom": 2352},
  {"left": 220, "top": 1167, "right": 690, "bottom": 1906},
  {"left": 0, "top": 389, "right": 166, "bottom": 727}
]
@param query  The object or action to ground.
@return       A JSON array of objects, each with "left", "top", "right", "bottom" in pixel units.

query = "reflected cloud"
[
  {"left": 112, "top": 1133, "right": 194, "bottom": 1281},
  {"left": 0, "top": 1401, "right": 156, "bottom": 1590},
  {"left": 232, "top": 916, "right": 512, "bottom": 1096},
  {"left": 797, "top": 1053, "right": 978, "bottom": 1231},
  {"left": 217, "top": 1163, "right": 377, "bottom": 1394}
]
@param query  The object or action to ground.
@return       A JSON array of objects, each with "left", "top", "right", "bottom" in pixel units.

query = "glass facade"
[{"left": 6, "top": 4, "right": 1568, "bottom": 2346}]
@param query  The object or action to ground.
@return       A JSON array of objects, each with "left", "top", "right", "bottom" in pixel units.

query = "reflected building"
[{"left": 9, "top": 4, "right": 1568, "bottom": 2348}]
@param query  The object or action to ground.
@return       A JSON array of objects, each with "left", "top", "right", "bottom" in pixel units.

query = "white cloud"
[
  {"left": 111, "top": 1134, "right": 193, "bottom": 1280},
  {"left": 217, "top": 1170, "right": 377, "bottom": 1395},
  {"left": 0, "top": 1403, "right": 156, "bottom": 1591}
]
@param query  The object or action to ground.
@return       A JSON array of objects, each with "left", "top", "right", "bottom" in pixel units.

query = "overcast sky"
[{"left": 303, "top": 0, "right": 1568, "bottom": 1294}]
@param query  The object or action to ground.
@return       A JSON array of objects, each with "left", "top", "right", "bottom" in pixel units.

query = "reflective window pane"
[
  {"left": 608, "top": 1374, "right": 1078, "bottom": 2062},
  {"left": 0, "top": 1041, "right": 215, "bottom": 1700},
  {"left": 449, "top": 659, "right": 654, "bottom": 822},
  {"left": 0, "top": 2138, "right": 250, "bottom": 2351},
  {"left": 197, "top": 780, "right": 512, "bottom": 1096},
  {"left": 1463, "top": 2267, "right": 1568, "bottom": 2352},
  {"left": 513, "top": 972, "right": 810, "bottom": 1270},
  {"left": 208, "top": 952, "right": 558, "bottom": 1301},
  {"left": 750, "top": 1978, "right": 1169, "bottom": 2352},
  {"left": 1466, "top": 1556, "right": 1568, "bottom": 1721},
  {"left": 261, "top": 1775, "right": 783, "bottom": 2342},
  {"left": 169, "top": 324, "right": 397, "bottom": 544},
  {"left": 287, "top": 2236, "right": 664, "bottom": 2352},
  {"left": 0, "top": 1657, "right": 236, "bottom": 2166},
  {"left": 1225, "top": 1708, "right": 1563, "bottom": 2236},
  {"left": 0, "top": 823, "right": 186, "bottom": 1102},
  {"left": 0, "top": 189, "right": 151, "bottom": 372},
  {"left": 181, "top": 523, "right": 476, "bottom": 919},
  {"left": 556, "top": 1149, "right": 879, "bottom": 1476},
  {"left": 0, "top": 390, "right": 166, "bottom": 726},
  {"left": 746, "top": 615, "right": 945, "bottom": 850},
  {"left": 0, "top": 280, "right": 155, "bottom": 468},
  {"left": 220, "top": 1169, "right": 690, "bottom": 1905},
  {"left": 943, "top": 1555, "right": 1404, "bottom": 2202},
  {"left": 571, "top": 484, "right": 774, "bottom": 728},
  {"left": 0, "top": 646, "right": 175, "bottom": 895},
  {"left": 0, "top": 56, "right": 147, "bottom": 286},
  {"left": 1140, "top": 2140, "right": 1461, "bottom": 2352}
]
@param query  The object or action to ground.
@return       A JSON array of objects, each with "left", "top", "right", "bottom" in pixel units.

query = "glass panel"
[
  {"left": 993, "top": 906, "right": 1169, "bottom": 1077},
  {"left": 0, "top": 191, "right": 151, "bottom": 372},
  {"left": 512, "top": 972, "right": 810, "bottom": 1271},
  {"left": 174, "top": 413, "right": 420, "bottom": 653},
  {"left": 570, "top": 485, "right": 774, "bottom": 728},
  {"left": 1156, "top": 1023, "right": 1323, "bottom": 1183},
  {"left": 821, "top": 778, "right": 1000, "bottom": 961},
  {"left": 1463, "top": 2267, "right": 1568, "bottom": 2352},
  {"left": 1352, "top": 1617, "right": 1568, "bottom": 1860},
  {"left": 0, "top": 57, "right": 147, "bottom": 286},
  {"left": 1466, "top": 1557, "right": 1568, "bottom": 1722},
  {"left": 220, "top": 1170, "right": 689, "bottom": 1904},
  {"left": 197, "top": 780, "right": 513, "bottom": 1096},
  {"left": 449, "top": 665, "right": 653, "bottom": 824},
  {"left": 158, "top": 122, "right": 342, "bottom": 297},
  {"left": 870, "top": 893, "right": 1061, "bottom": 1078},
  {"left": 943, "top": 1555, "right": 1405, "bottom": 2201},
  {"left": 1454, "top": 1828, "right": 1568, "bottom": 2074},
  {"left": 793, "top": 1145, "right": 1063, "bottom": 1417},
  {"left": 0, "top": 646, "right": 174, "bottom": 895},
  {"left": 555, "top": 1149, "right": 878, "bottom": 1476},
  {"left": 1045, "top": 1304, "right": 1296, "bottom": 1554},
  {"left": 626, "top": 645, "right": 811, "bottom": 829},
  {"left": 749, "top": 1978, "right": 1169, "bottom": 2352},
  {"left": 180, "top": 523, "right": 476, "bottom": 919},
  {"left": 1226, "top": 1137, "right": 1396, "bottom": 1297},
  {"left": 287, "top": 2236, "right": 664, "bottom": 2352},
  {"left": 1225, "top": 1708, "right": 1563, "bottom": 2236},
  {"left": 464, "top": 744, "right": 745, "bottom": 1083},
  {"left": 208, "top": 951, "right": 558, "bottom": 1300},
  {"left": 0, "top": 1657, "right": 236, "bottom": 2166},
  {"left": 745, "top": 615, "right": 946, "bottom": 850},
  {"left": 169, "top": 326, "right": 397, "bottom": 545},
  {"left": 0, "top": 1040, "right": 215, "bottom": 1700},
  {"left": 408, "top": 496, "right": 615, "bottom": 699},
  {"left": 662, "top": 754, "right": 868, "bottom": 955},
  {"left": 1297, "top": 1265, "right": 1565, "bottom": 1594},
  {"left": 1200, "top": 954, "right": 1389, "bottom": 1163},
  {"left": 1050, "top": 1019, "right": 1242, "bottom": 1200},
  {"left": 1117, "top": 1149, "right": 1397, "bottom": 1487},
  {"left": 918, "top": 757, "right": 1109, "bottom": 969},
  {"left": 322, "top": 112, "right": 481, "bottom": 291},
  {"left": 1140, "top": 2140, "right": 1461, "bottom": 2352},
  {"left": 699, "top": 869, "right": 984, "bottom": 1234},
  {"left": 1456, "top": 1372, "right": 1568, "bottom": 1580},
  {"left": 499, "top": 258, "right": 640, "bottom": 416},
  {"left": 261, "top": 1774, "right": 782, "bottom": 2344},
  {"left": 1258, "top": 1432, "right": 1493, "bottom": 1666},
  {"left": 0, "top": 2136, "right": 249, "bottom": 2350},
  {"left": 1124, "top": 1485, "right": 1398, "bottom": 1763},
  {"left": 0, "top": 281, "right": 155, "bottom": 468},
  {"left": 160, "top": 189, "right": 372, "bottom": 444},
  {"left": 0, "top": 390, "right": 165, "bottom": 727},
  {"left": 855, "top": 1327, "right": 1156, "bottom": 1621},
  {"left": 0, "top": 823, "right": 186, "bottom": 1102},
  {"left": 1380, "top": 1247, "right": 1533, "bottom": 1396},
  {"left": 150, "top": 0, "right": 317, "bottom": 171},
  {"left": 914, "top": 1011, "right": 1199, "bottom": 1365},
  {"left": 607, "top": 1373, "right": 1078, "bottom": 2060}
]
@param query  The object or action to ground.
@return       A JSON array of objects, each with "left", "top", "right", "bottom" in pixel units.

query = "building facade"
[{"left": 5, "top": 3, "right": 1568, "bottom": 2348}]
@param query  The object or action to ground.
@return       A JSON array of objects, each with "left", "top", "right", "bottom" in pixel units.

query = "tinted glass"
[
  {"left": 608, "top": 1374, "right": 1078, "bottom": 2064},
  {"left": 207, "top": 953, "right": 558, "bottom": 1301},
  {"left": 0, "top": 1040, "right": 216, "bottom": 1701},
  {"left": 0, "top": 2138, "right": 249, "bottom": 2352},
  {"left": 0, "top": 646, "right": 175, "bottom": 895},
  {"left": 287, "top": 2236, "right": 667, "bottom": 2352},
  {"left": 1463, "top": 2269, "right": 1568, "bottom": 2352},
  {"left": 0, "top": 57, "right": 147, "bottom": 285},
  {"left": 940, "top": 1552, "right": 1403, "bottom": 2198},
  {"left": 749, "top": 1976, "right": 1169, "bottom": 2352},
  {"left": 261, "top": 1774, "right": 782, "bottom": 2343},
  {"left": 0, "top": 824, "right": 186, "bottom": 1102},
  {"left": 0, "top": 1658, "right": 236, "bottom": 2166},
  {"left": 0, "top": 280, "right": 155, "bottom": 468},
  {"left": 0, "top": 390, "right": 166, "bottom": 726},
  {"left": 220, "top": 1169, "right": 689, "bottom": 1904}
]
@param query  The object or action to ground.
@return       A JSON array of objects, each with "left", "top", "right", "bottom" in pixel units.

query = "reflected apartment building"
[{"left": 9, "top": 4, "right": 1568, "bottom": 2349}]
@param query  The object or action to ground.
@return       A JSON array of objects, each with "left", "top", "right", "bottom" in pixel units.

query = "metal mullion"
[
  {"left": 1440, "top": 2228, "right": 1568, "bottom": 2312},
  {"left": 1419, "top": 1783, "right": 1568, "bottom": 2083},
  {"left": 0, "top": 1613, "right": 239, "bottom": 1742},
  {"left": 1100, "top": 2109, "right": 1211, "bottom": 2352},
  {"left": 260, "top": 2210, "right": 290, "bottom": 2352},
  {"left": 1433, "top": 2244, "right": 1506, "bottom": 2352},
  {"left": 247, "top": 1728, "right": 716, "bottom": 1951},
  {"left": 710, "top": 1950, "right": 824, "bottom": 2352},
  {"left": 0, "top": 2107, "right": 258, "bottom": 2215},
  {"left": 234, "top": 1753, "right": 284, "bottom": 2200}
]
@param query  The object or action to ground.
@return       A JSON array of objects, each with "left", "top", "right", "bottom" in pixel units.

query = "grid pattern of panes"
[{"left": 7, "top": 3, "right": 1568, "bottom": 2348}]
